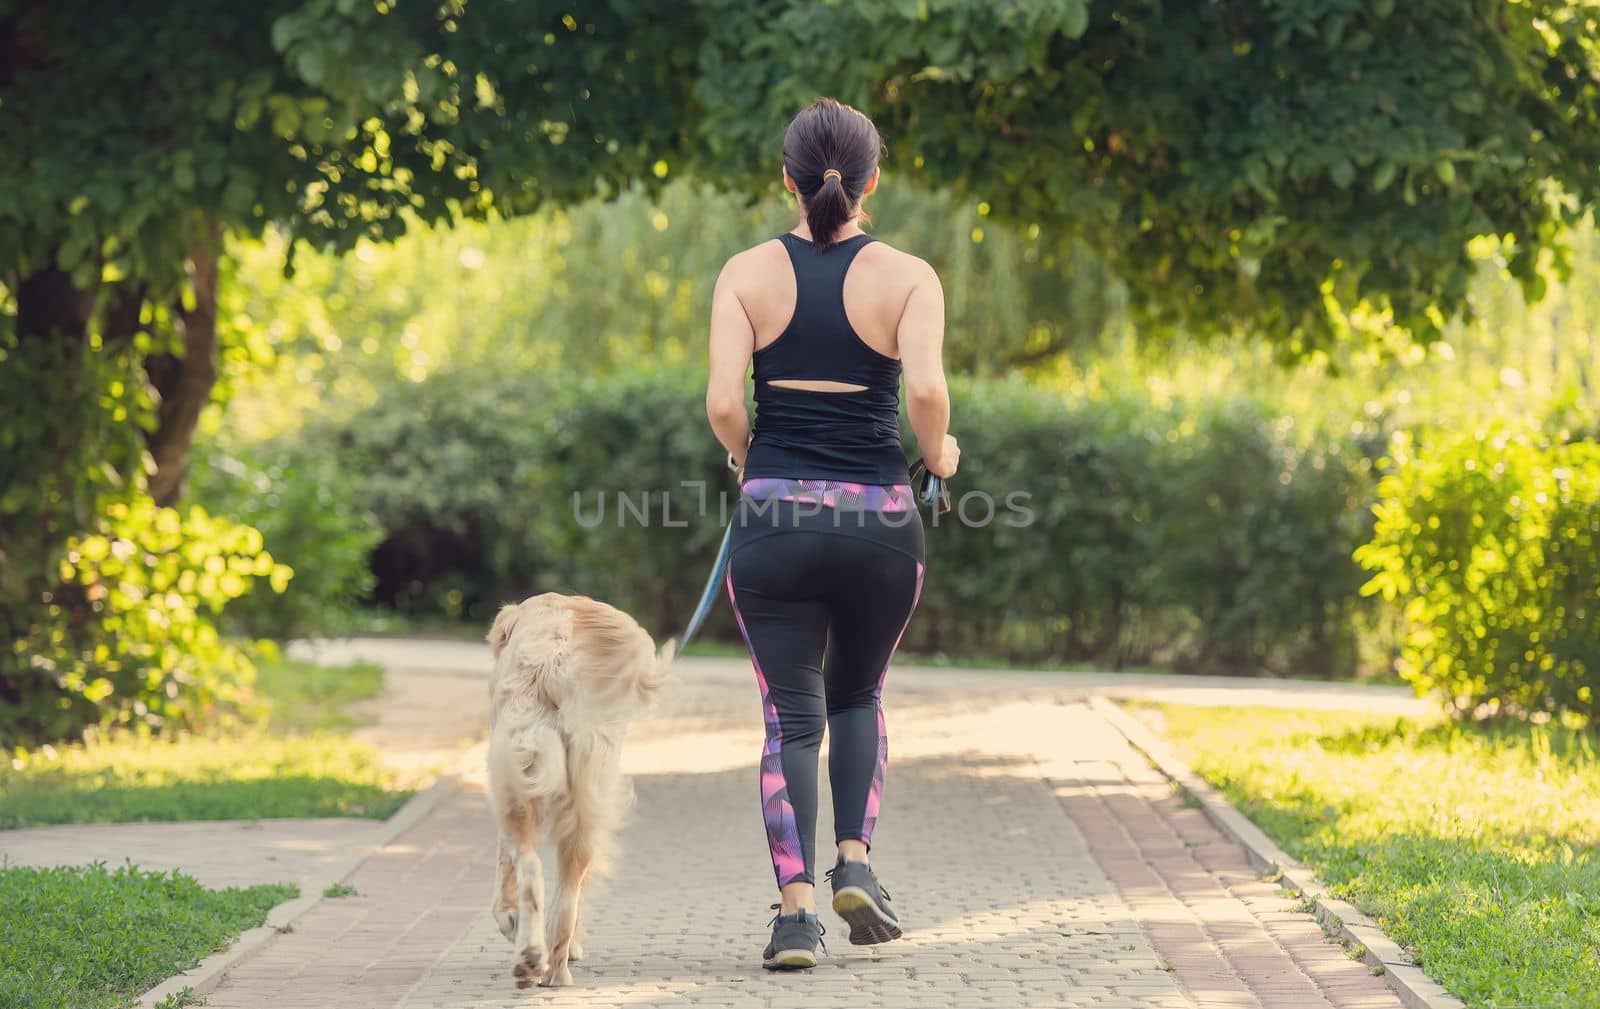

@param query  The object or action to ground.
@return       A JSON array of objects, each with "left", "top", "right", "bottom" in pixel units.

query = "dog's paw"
[
  {"left": 511, "top": 946, "right": 547, "bottom": 990},
  {"left": 539, "top": 963, "right": 574, "bottom": 988},
  {"left": 494, "top": 907, "right": 517, "bottom": 942}
]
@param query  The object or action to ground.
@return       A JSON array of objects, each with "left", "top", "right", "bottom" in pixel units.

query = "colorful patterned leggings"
[{"left": 725, "top": 481, "right": 925, "bottom": 887}]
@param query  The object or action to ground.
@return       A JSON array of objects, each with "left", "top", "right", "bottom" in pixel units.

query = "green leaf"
[
  {"left": 1061, "top": 0, "right": 1089, "bottom": 38},
  {"left": 1372, "top": 161, "right": 1398, "bottom": 192},
  {"left": 270, "top": 14, "right": 300, "bottom": 54},
  {"left": 294, "top": 47, "right": 324, "bottom": 86}
]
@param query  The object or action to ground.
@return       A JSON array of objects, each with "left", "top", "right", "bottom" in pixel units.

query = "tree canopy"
[
  {"left": 691, "top": 0, "right": 1600, "bottom": 350},
  {"left": 6, "top": 1, "right": 1600, "bottom": 349}
]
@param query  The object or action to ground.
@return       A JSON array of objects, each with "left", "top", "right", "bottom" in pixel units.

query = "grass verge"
[
  {"left": 0, "top": 861, "right": 294, "bottom": 1009},
  {"left": 1, "top": 654, "right": 412, "bottom": 828},
  {"left": 1136, "top": 702, "right": 1600, "bottom": 1009}
]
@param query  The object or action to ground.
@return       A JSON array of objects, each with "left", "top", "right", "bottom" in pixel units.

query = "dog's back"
[{"left": 487, "top": 592, "right": 670, "bottom": 828}]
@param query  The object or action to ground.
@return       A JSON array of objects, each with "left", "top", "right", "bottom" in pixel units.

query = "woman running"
[{"left": 705, "top": 97, "right": 959, "bottom": 970}]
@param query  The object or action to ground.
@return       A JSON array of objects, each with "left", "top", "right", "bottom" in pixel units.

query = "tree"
[
  {"left": 1, "top": 0, "right": 698, "bottom": 736},
  {"left": 1, "top": 0, "right": 698, "bottom": 506}
]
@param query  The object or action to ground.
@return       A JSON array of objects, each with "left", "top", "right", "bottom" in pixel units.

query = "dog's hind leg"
[
  {"left": 504, "top": 804, "right": 549, "bottom": 990},
  {"left": 489, "top": 714, "right": 567, "bottom": 989},
  {"left": 541, "top": 828, "right": 595, "bottom": 987},
  {"left": 491, "top": 838, "right": 518, "bottom": 942}
]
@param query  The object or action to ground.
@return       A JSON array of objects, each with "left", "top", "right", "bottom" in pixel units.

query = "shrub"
[
  {"left": 311, "top": 365, "right": 1376, "bottom": 675},
  {"left": 904, "top": 381, "right": 1374, "bottom": 674},
  {"left": 1142, "top": 399, "right": 1377, "bottom": 676},
  {"left": 518, "top": 366, "right": 733, "bottom": 637},
  {"left": 305, "top": 363, "right": 733, "bottom": 634},
  {"left": 1, "top": 496, "right": 290, "bottom": 746},
  {"left": 301, "top": 363, "right": 561, "bottom": 619},
  {"left": 188, "top": 436, "right": 382, "bottom": 639},
  {"left": 0, "top": 315, "right": 295, "bottom": 746},
  {"left": 1355, "top": 429, "right": 1600, "bottom": 723},
  {"left": 898, "top": 380, "right": 1167, "bottom": 664}
]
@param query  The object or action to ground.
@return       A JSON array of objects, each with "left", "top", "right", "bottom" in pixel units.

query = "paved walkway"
[
  {"left": 192, "top": 642, "right": 1404, "bottom": 1009},
  {"left": 287, "top": 638, "right": 1432, "bottom": 717},
  {"left": 0, "top": 816, "right": 392, "bottom": 891}
]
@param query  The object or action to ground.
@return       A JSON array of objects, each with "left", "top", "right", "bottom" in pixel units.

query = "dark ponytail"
[{"left": 781, "top": 97, "right": 883, "bottom": 251}]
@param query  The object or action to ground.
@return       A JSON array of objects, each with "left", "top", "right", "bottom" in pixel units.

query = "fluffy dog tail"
[
  {"left": 637, "top": 637, "right": 676, "bottom": 698},
  {"left": 656, "top": 637, "right": 677, "bottom": 674}
]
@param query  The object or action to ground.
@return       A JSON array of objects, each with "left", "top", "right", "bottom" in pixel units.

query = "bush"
[
  {"left": 301, "top": 363, "right": 555, "bottom": 619},
  {"left": 903, "top": 380, "right": 1375, "bottom": 674},
  {"left": 1356, "top": 429, "right": 1600, "bottom": 723},
  {"left": 899, "top": 381, "right": 1164, "bottom": 664},
  {"left": 311, "top": 365, "right": 1375, "bottom": 674},
  {"left": 519, "top": 366, "right": 733, "bottom": 637},
  {"left": 1142, "top": 399, "right": 1377, "bottom": 676},
  {"left": 2, "top": 496, "right": 291, "bottom": 747},
  {"left": 188, "top": 436, "right": 382, "bottom": 639},
  {"left": 0, "top": 317, "right": 294, "bottom": 746},
  {"left": 303, "top": 363, "right": 733, "bottom": 634}
]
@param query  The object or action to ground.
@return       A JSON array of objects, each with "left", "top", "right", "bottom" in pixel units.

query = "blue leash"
[
  {"left": 677, "top": 520, "right": 734, "bottom": 649},
  {"left": 675, "top": 459, "right": 949, "bottom": 651}
]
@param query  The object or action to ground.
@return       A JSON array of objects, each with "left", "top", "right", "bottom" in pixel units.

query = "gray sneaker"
[
  {"left": 827, "top": 856, "right": 902, "bottom": 945},
  {"left": 762, "top": 905, "right": 826, "bottom": 970}
]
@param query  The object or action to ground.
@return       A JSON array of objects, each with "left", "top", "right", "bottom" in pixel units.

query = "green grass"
[
  {"left": 0, "top": 862, "right": 294, "bottom": 1009},
  {"left": 0, "top": 655, "right": 413, "bottom": 828},
  {"left": 321, "top": 607, "right": 489, "bottom": 641},
  {"left": 1138, "top": 703, "right": 1600, "bottom": 1009},
  {"left": 251, "top": 653, "right": 385, "bottom": 733}
]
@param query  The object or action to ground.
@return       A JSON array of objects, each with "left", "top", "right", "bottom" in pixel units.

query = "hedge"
[{"left": 304, "top": 365, "right": 1378, "bottom": 675}]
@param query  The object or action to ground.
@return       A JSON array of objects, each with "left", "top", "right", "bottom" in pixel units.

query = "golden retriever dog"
[{"left": 485, "top": 592, "right": 674, "bottom": 988}]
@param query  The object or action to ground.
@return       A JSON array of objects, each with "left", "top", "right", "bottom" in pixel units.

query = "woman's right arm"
[
  {"left": 899, "top": 258, "right": 959, "bottom": 477},
  {"left": 706, "top": 256, "right": 755, "bottom": 468}
]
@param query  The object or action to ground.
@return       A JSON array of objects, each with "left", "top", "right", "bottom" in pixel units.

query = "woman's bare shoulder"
[
  {"left": 859, "top": 237, "right": 940, "bottom": 288},
  {"left": 718, "top": 238, "right": 788, "bottom": 286}
]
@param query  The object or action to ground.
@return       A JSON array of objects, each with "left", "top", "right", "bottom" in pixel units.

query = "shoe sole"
[
  {"left": 831, "top": 886, "right": 903, "bottom": 945},
  {"left": 762, "top": 948, "right": 818, "bottom": 970}
]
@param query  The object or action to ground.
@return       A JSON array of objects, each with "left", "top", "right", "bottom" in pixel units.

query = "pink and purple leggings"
[{"left": 725, "top": 480, "right": 925, "bottom": 887}]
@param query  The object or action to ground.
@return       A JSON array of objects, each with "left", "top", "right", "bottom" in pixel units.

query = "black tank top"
[{"left": 741, "top": 232, "right": 910, "bottom": 486}]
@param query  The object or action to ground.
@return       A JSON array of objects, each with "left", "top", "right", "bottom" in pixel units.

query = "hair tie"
[{"left": 822, "top": 168, "right": 843, "bottom": 183}]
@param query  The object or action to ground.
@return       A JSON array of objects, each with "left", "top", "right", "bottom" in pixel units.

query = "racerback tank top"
[{"left": 740, "top": 232, "right": 910, "bottom": 486}]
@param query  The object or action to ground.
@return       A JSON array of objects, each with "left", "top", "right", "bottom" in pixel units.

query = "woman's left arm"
[{"left": 706, "top": 257, "right": 754, "bottom": 467}]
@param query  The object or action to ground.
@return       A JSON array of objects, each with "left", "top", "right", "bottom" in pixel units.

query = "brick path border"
[
  {"left": 1090, "top": 697, "right": 1466, "bottom": 1009},
  {"left": 133, "top": 742, "right": 487, "bottom": 1009}
]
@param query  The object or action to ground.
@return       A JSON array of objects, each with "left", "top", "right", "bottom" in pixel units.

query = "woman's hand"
[{"left": 926, "top": 433, "right": 960, "bottom": 477}]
